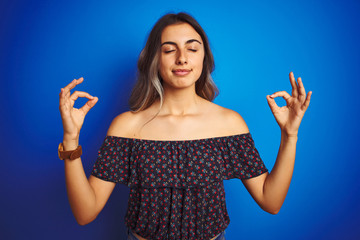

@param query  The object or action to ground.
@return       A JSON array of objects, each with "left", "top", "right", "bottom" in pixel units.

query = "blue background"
[{"left": 1, "top": 0, "right": 359, "bottom": 239}]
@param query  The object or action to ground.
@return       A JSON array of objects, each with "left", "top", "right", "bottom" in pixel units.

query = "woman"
[{"left": 58, "top": 13, "right": 312, "bottom": 240}]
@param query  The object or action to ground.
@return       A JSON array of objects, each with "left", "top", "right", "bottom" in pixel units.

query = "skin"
[
  {"left": 59, "top": 22, "right": 312, "bottom": 240},
  {"left": 159, "top": 23, "right": 204, "bottom": 92}
]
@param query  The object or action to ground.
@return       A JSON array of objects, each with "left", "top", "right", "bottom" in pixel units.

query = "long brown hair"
[{"left": 129, "top": 12, "right": 218, "bottom": 112}]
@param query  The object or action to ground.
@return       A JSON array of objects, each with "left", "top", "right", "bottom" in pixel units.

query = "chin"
[{"left": 165, "top": 80, "right": 197, "bottom": 90}]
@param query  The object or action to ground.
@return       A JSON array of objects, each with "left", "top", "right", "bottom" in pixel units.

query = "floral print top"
[{"left": 91, "top": 133, "right": 268, "bottom": 240}]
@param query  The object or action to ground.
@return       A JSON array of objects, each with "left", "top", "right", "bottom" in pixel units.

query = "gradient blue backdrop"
[{"left": 1, "top": 0, "right": 359, "bottom": 239}]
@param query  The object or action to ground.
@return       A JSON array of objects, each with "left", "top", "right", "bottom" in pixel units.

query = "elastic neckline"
[{"left": 105, "top": 132, "right": 251, "bottom": 143}]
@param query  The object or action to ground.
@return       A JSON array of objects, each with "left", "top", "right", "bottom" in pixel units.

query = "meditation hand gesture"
[
  {"left": 59, "top": 77, "right": 98, "bottom": 143},
  {"left": 266, "top": 72, "right": 312, "bottom": 136}
]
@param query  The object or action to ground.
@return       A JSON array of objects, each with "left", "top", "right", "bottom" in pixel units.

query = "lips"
[{"left": 172, "top": 69, "right": 191, "bottom": 76}]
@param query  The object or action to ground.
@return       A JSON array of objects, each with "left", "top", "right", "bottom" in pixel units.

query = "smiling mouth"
[{"left": 172, "top": 69, "right": 192, "bottom": 76}]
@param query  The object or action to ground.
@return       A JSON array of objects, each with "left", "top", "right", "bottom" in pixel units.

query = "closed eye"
[
  {"left": 164, "top": 50, "right": 175, "bottom": 53},
  {"left": 188, "top": 49, "right": 197, "bottom": 52}
]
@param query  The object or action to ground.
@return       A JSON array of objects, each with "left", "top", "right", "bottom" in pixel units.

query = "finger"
[
  {"left": 301, "top": 91, "right": 312, "bottom": 111},
  {"left": 65, "top": 90, "right": 71, "bottom": 99},
  {"left": 59, "top": 88, "right": 70, "bottom": 109},
  {"left": 266, "top": 95, "right": 280, "bottom": 113},
  {"left": 297, "top": 77, "right": 306, "bottom": 101},
  {"left": 59, "top": 88, "right": 71, "bottom": 115},
  {"left": 61, "top": 79, "right": 79, "bottom": 104},
  {"left": 59, "top": 88, "right": 65, "bottom": 103},
  {"left": 69, "top": 91, "right": 94, "bottom": 109},
  {"left": 270, "top": 91, "right": 292, "bottom": 103},
  {"left": 289, "top": 72, "right": 298, "bottom": 98},
  {"left": 70, "top": 91, "right": 94, "bottom": 102},
  {"left": 80, "top": 97, "right": 99, "bottom": 115},
  {"left": 62, "top": 77, "right": 84, "bottom": 96}
]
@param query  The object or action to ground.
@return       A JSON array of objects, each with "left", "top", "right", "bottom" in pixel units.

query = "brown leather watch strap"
[{"left": 58, "top": 143, "right": 82, "bottom": 160}]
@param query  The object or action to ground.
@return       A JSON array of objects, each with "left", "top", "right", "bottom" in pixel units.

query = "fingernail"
[{"left": 270, "top": 94, "right": 275, "bottom": 98}]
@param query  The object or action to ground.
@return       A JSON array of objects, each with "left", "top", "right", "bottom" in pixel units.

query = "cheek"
[
  {"left": 159, "top": 58, "right": 171, "bottom": 80},
  {"left": 160, "top": 55, "right": 172, "bottom": 68},
  {"left": 159, "top": 57, "right": 167, "bottom": 72},
  {"left": 195, "top": 50, "right": 205, "bottom": 65},
  {"left": 195, "top": 54, "right": 205, "bottom": 72}
]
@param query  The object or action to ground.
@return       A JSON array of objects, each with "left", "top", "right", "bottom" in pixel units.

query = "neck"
[{"left": 160, "top": 85, "right": 201, "bottom": 116}]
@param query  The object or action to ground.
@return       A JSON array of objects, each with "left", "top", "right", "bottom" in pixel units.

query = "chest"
[{"left": 135, "top": 114, "right": 230, "bottom": 140}]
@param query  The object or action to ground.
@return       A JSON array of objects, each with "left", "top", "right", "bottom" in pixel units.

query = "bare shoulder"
[
  {"left": 205, "top": 101, "right": 250, "bottom": 135},
  {"left": 106, "top": 111, "right": 141, "bottom": 137}
]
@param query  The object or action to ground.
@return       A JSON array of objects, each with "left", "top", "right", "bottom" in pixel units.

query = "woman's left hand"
[{"left": 266, "top": 72, "right": 312, "bottom": 136}]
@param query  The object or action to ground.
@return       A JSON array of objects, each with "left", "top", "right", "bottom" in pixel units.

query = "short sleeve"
[
  {"left": 222, "top": 133, "right": 268, "bottom": 180},
  {"left": 91, "top": 136, "right": 133, "bottom": 185}
]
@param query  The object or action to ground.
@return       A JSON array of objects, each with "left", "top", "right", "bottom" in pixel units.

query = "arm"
[
  {"left": 59, "top": 78, "right": 115, "bottom": 225},
  {"left": 63, "top": 149, "right": 116, "bottom": 225},
  {"left": 242, "top": 72, "right": 312, "bottom": 214},
  {"left": 242, "top": 132, "right": 297, "bottom": 214}
]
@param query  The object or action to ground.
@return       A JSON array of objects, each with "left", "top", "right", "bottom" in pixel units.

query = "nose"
[{"left": 176, "top": 49, "right": 187, "bottom": 65}]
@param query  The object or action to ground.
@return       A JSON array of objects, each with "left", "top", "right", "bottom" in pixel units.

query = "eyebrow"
[{"left": 161, "top": 39, "right": 202, "bottom": 46}]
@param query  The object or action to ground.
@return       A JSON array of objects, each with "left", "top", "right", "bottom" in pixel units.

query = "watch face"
[{"left": 58, "top": 143, "right": 64, "bottom": 160}]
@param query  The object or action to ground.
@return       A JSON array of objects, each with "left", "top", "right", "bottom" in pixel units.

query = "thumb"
[
  {"left": 266, "top": 95, "right": 279, "bottom": 113},
  {"left": 80, "top": 97, "right": 99, "bottom": 115}
]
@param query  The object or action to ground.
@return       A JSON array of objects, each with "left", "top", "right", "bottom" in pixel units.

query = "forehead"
[{"left": 161, "top": 22, "right": 202, "bottom": 44}]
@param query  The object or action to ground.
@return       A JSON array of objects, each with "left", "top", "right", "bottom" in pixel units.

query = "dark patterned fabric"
[{"left": 91, "top": 133, "right": 268, "bottom": 240}]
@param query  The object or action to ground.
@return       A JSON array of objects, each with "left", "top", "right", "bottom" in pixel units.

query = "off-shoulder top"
[{"left": 91, "top": 133, "right": 268, "bottom": 240}]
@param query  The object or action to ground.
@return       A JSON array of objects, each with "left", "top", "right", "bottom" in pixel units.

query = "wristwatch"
[{"left": 58, "top": 143, "right": 82, "bottom": 160}]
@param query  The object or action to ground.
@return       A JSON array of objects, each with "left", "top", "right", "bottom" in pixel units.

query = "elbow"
[
  {"left": 261, "top": 205, "right": 281, "bottom": 215},
  {"left": 267, "top": 208, "right": 280, "bottom": 215},
  {"left": 69, "top": 202, "right": 99, "bottom": 225},
  {"left": 76, "top": 218, "right": 91, "bottom": 226},
  {"left": 77, "top": 219, "right": 91, "bottom": 226},
  {"left": 258, "top": 195, "right": 283, "bottom": 215},
  {"left": 75, "top": 214, "right": 97, "bottom": 226}
]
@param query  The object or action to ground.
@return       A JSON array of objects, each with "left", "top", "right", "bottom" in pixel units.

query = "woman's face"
[{"left": 159, "top": 22, "right": 205, "bottom": 91}]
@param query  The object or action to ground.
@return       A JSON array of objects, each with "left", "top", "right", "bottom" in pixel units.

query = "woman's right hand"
[{"left": 59, "top": 77, "right": 98, "bottom": 146}]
